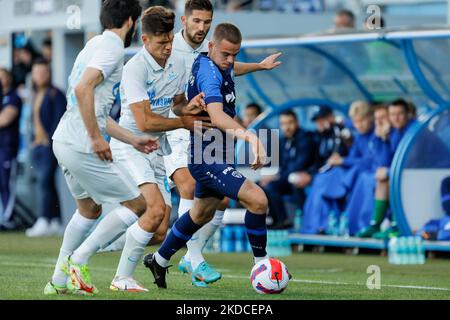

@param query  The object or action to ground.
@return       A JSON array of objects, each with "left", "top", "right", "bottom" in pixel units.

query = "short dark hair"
[
  {"left": 389, "top": 98, "right": 409, "bottom": 113},
  {"left": 141, "top": 6, "right": 175, "bottom": 36},
  {"left": 100, "top": 0, "right": 142, "bottom": 30},
  {"left": 246, "top": 103, "right": 262, "bottom": 114},
  {"left": 337, "top": 9, "right": 355, "bottom": 22},
  {"left": 280, "top": 110, "right": 298, "bottom": 121},
  {"left": 33, "top": 57, "right": 50, "bottom": 68},
  {"left": 185, "top": 0, "right": 213, "bottom": 16},
  {"left": 42, "top": 38, "right": 52, "bottom": 47},
  {"left": 373, "top": 103, "right": 388, "bottom": 113},
  {"left": 212, "top": 23, "right": 242, "bottom": 45}
]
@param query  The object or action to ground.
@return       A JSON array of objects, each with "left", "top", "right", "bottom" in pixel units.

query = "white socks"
[
  {"left": 154, "top": 251, "right": 169, "bottom": 268},
  {"left": 51, "top": 210, "right": 97, "bottom": 287},
  {"left": 254, "top": 255, "right": 269, "bottom": 264},
  {"left": 115, "top": 221, "right": 153, "bottom": 278},
  {"left": 178, "top": 198, "right": 194, "bottom": 218},
  {"left": 187, "top": 210, "right": 225, "bottom": 270},
  {"left": 71, "top": 206, "right": 138, "bottom": 265}
]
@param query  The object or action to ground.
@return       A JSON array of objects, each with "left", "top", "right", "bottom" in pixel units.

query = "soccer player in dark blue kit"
[{"left": 144, "top": 23, "right": 277, "bottom": 288}]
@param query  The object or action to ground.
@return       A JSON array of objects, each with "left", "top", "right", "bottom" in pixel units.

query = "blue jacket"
[
  {"left": 35, "top": 86, "right": 66, "bottom": 140},
  {"left": 1, "top": 88, "right": 22, "bottom": 156},
  {"left": 279, "top": 128, "right": 315, "bottom": 181}
]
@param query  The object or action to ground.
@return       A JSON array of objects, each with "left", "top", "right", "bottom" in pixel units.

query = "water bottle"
[
  {"left": 234, "top": 226, "right": 245, "bottom": 253},
  {"left": 388, "top": 237, "right": 399, "bottom": 264},
  {"left": 293, "top": 209, "right": 302, "bottom": 232},
  {"left": 221, "top": 226, "right": 235, "bottom": 252},
  {"left": 407, "top": 237, "right": 416, "bottom": 264},
  {"left": 398, "top": 237, "right": 407, "bottom": 264},
  {"left": 281, "top": 230, "right": 292, "bottom": 256},
  {"left": 415, "top": 236, "right": 426, "bottom": 264}
]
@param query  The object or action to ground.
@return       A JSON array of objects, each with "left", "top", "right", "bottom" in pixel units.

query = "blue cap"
[{"left": 311, "top": 105, "right": 333, "bottom": 121}]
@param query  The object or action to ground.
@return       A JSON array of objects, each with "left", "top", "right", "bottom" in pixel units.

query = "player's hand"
[
  {"left": 251, "top": 138, "right": 267, "bottom": 170},
  {"left": 185, "top": 92, "right": 207, "bottom": 115},
  {"left": 376, "top": 167, "right": 389, "bottom": 181},
  {"left": 181, "top": 116, "right": 215, "bottom": 132},
  {"left": 259, "top": 52, "right": 282, "bottom": 71},
  {"left": 91, "top": 136, "right": 113, "bottom": 162},
  {"left": 132, "top": 135, "right": 160, "bottom": 154},
  {"left": 327, "top": 153, "right": 343, "bottom": 166}
]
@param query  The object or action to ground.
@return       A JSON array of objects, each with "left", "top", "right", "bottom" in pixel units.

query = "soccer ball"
[{"left": 250, "top": 258, "right": 290, "bottom": 294}]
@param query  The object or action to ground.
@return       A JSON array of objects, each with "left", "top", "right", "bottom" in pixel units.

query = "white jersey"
[
  {"left": 116, "top": 46, "right": 186, "bottom": 156},
  {"left": 52, "top": 30, "right": 124, "bottom": 153},
  {"left": 167, "top": 30, "right": 210, "bottom": 141}
]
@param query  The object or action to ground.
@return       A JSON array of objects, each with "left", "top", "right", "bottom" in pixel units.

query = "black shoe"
[{"left": 143, "top": 253, "right": 170, "bottom": 289}]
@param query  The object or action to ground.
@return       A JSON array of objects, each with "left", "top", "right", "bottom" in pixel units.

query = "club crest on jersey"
[
  {"left": 225, "top": 92, "right": 236, "bottom": 104},
  {"left": 168, "top": 72, "right": 178, "bottom": 83}
]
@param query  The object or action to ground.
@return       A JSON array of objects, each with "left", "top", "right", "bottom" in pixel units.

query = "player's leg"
[
  {"left": 149, "top": 204, "right": 172, "bottom": 245},
  {"left": 144, "top": 196, "right": 222, "bottom": 288},
  {"left": 237, "top": 179, "right": 270, "bottom": 264},
  {"left": 357, "top": 179, "right": 390, "bottom": 238},
  {"left": 112, "top": 183, "right": 165, "bottom": 291},
  {"left": 181, "top": 197, "right": 228, "bottom": 285},
  {"left": 45, "top": 197, "right": 102, "bottom": 295}
]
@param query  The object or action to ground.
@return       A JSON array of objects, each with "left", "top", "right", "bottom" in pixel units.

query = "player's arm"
[
  {"left": 74, "top": 67, "right": 113, "bottom": 161},
  {"left": 130, "top": 100, "right": 212, "bottom": 133},
  {"left": 106, "top": 117, "right": 159, "bottom": 154},
  {"left": 0, "top": 105, "right": 19, "bottom": 128},
  {"left": 207, "top": 102, "right": 266, "bottom": 170},
  {"left": 234, "top": 52, "right": 282, "bottom": 76},
  {"left": 171, "top": 92, "right": 206, "bottom": 116}
]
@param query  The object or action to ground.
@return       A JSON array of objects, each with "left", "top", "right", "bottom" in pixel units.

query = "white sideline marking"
[{"left": 1, "top": 260, "right": 449, "bottom": 292}]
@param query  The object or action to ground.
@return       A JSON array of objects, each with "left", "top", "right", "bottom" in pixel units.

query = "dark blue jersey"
[
  {"left": 0, "top": 89, "right": 22, "bottom": 156},
  {"left": 187, "top": 53, "right": 236, "bottom": 162}
]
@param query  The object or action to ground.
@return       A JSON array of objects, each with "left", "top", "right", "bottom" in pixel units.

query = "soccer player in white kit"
[
  {"left": 62, "top": 6, "right": 208, "bottom": 294},
  {"left": 164, "top": 0, "right": 282, "bottom": 287},
  {"left": 44, "top": 0, "right": 160, "bottom": 295}
]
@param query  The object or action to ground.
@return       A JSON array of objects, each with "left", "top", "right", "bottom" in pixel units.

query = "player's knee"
[
  {"left": 178, "top": 180, "right": 195, "bottom": 199},
  {"left": 218, "top": 197, "right": 230, "bottom": 211},
  {"left": 124, "top": 195, "right": 147, "bottom": 216},
  {"left": 149, "top": 203, "right": 166, "bottom": 225},
  {"left": 248, "top": 190, "right": 268, "bottom": 214}
]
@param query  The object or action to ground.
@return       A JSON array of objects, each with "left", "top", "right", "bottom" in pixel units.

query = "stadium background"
[{"left": 1, "top": 0, "right": 450, "bottom": 299}]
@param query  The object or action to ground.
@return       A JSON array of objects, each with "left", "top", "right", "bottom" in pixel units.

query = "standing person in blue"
[
  {"left": 0, "top": 68, "right": 22, "bottom": 229},
  {"left": 144, "top": 23, "right": 284, "bottom": 289},
  {"left": 25, "top": 59, "right": 67, "bottom": 237},
  {"left": 259, "top": 110, "right": 315, "bottom": 229},
  {"left": 356, "top": 99, "right": 417, "bottom": 238}
]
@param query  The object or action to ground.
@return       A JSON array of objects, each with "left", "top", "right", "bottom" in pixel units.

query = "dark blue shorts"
[{"left": 188, "top": 162, "right": 247, "bottom": 200}]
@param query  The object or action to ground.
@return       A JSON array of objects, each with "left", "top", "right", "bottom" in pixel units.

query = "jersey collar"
[
  {"left": 174, "top": 29, "right": 209, "bottom": 54},
  {"left": 103, "top": 30, "right": 124, "bottom": 48},
  {"left": 142, "top": 46, "right": 173, "bottom": 72}
]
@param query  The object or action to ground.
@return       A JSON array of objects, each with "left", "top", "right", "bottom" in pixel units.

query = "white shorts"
[
  {"left": 53, "top": 141, "right": 140, "bottom": 205},
  {"left": 164, "top": 130, "right": 190, "bottom": 180},
  {"left": 110, "top": 139, "right": 172, "bottom": 207}
]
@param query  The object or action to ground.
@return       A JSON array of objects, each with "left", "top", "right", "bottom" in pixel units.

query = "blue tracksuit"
[
  {"left": 0, "top": 89, "right": 22, "bottom": 222},
  {"left": 345, "top": 120, "right": 417, "bottom": 235}
]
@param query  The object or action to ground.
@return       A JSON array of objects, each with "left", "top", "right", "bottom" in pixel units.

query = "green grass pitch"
[{"left": 0, "top": 232, "right": 449, "bottom": 300}]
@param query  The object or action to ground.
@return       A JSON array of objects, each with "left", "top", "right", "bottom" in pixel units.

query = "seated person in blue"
[
  {"left": 259, "top": 110, "right": 315, "bottom": 229},
  {"left": 419, "top": 176, "right": 450, "bottom": 241},
  {"left": 301, "top": 101, "right": 379, "bottom": 234},
  {"left": 299, "top": 105, "right": 352, "bottom": 234},
  {"left": 0, "top": 68, "right": 22, "bottom": 229},
  {"left": 357, "top": 99, "right": 418, "bottom": 238}
]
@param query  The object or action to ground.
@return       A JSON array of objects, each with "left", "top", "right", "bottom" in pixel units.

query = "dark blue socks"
[
  {"left": 158, "top": 211, "right": 202, "bottom": 260},
  {"left": 245, "top": 210, "right": 267, "bottom": 258}
]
